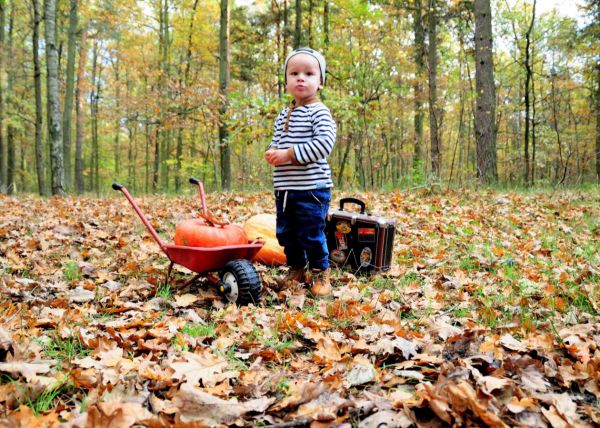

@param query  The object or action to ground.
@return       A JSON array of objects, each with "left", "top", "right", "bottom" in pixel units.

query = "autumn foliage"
[{"left": 0, "top": 189, "right": 598, "bottom": 426}]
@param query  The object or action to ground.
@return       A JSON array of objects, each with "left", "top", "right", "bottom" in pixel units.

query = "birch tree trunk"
[
  {"left": 45, "top": 0, "right": 66, "bottom": 195},
  {"left": 219, "top": 0, "right": 231, "bottom": 190},
  {"left": 32, "top": 0, "right": 46, "bottom": 195},
  {"left": 474, "top": 0, "right": 498, "bottom": 183},
  {"left": 63, "top": 0, "right": 78, "bottom": 190}
]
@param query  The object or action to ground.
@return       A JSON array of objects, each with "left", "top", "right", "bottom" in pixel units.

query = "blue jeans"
[{"left": 275, "top": 189, "right": 331, "bottom": 271}]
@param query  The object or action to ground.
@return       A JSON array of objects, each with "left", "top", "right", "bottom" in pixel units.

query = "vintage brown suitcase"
[{"left": 326, "top": 198, "right": 396, "bottom": 273}]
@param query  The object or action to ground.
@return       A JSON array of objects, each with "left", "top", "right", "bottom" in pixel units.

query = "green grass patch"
[
  {"left": 452, "top": 306, "right": 474, "bottom": 318},
  {"left": 182, "top": 322, "right": 217, "bottom": 338},
  {"left": 156, "top": 283, "right": 173, "bottom": 300},
  {"left": 459, "top": 258, "right": 478, "bottom": 271},
  {"left": 9, "top": 376, "right": 73, "bottom": 415},
  {"left": 218, "top": 345, "right": 249, "bottom": 371},
  {"left": 63, "top": 260, "right": 81, "bottom": 281},
  {"left": 42, "top": 333, "right": 91, "bottom": 363},
  {"left": 499, "top": 264, "right": 520, "bottom": 282},
  {"left": 398, "top": 272, "right": 422, "bottom": 288}
]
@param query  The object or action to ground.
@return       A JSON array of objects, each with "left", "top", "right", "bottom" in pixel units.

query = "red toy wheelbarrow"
[{"left": 112, "top": 177, "right": 264, "bottom": 305}]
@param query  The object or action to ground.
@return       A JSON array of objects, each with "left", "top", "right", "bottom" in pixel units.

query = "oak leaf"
[
  {"left": 172, "top": 383, "right": 274, "bottom": 424},
  {"left": 86, "top": 402, "right": 153, "bottom": 428}
]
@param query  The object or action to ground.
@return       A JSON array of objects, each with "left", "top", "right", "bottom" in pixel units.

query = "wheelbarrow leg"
[
  {"left": 184, "top": 274, "right": 202, "bottom": 288},
  {"left": 164, "top": 261, "right": 174, "bottom": 289},
  {"left": 171, "top": 273, "right": 203, "bottom": 291}
]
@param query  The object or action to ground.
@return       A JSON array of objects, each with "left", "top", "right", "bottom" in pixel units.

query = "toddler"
[{"left": 264, "top": 47, "right": 336, "bottom": 296}]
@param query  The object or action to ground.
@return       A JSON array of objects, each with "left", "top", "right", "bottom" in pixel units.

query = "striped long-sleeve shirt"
[{"left": 268, "top": 102, "right": 336, "bottom": 190}]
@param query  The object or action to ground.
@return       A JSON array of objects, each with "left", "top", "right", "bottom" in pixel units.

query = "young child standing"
[{"left": 264, "top": 47, "right": 336, "bottom": 296}]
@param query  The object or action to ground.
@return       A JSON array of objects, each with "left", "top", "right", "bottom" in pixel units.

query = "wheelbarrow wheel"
[{"left": 220, "top": 259, "right": 261, "bottom": 306}]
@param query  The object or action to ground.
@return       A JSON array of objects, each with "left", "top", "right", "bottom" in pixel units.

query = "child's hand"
[{"left": 265, "top": 148, "right": 296, "bottom": 166}]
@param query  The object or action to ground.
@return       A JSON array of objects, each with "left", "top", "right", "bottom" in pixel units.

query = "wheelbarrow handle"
[
  {"left": 111, "top": 182, "right": 166, "bottom": 251},
  {"left": 189, "top": 177, "right": 208, "bottom": 217}
]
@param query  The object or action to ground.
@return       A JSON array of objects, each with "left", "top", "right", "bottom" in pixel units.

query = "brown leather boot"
[
  {"left": 275, "top": 266, "right": 308, "bottom": 290},
  {"left": 310, "top": 268, "right": 332, "bottom": 296}
]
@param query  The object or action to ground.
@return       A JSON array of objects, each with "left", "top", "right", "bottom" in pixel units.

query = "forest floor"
[{"left": 0, "top": 187, "right": 599, "bottom": 427}]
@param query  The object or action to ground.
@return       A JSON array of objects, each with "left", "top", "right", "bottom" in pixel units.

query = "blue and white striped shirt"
[{"left": 268, "top": 102, "right": 336, "bottom": 190}]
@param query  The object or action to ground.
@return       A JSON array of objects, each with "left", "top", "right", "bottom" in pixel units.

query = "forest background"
[{"left": 0, "top": 0, "right": 598, "bottom": 196}]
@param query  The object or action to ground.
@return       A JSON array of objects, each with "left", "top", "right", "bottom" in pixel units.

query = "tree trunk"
[
  {"left": 550, "top": 70, "right": 565, "bottom": 184},
  {"left": 89, "top": 39, "right": 100, "bottom": 194},
  {"left": 6, "top": 0, "right": 15, "bottom": 194},
  {"left": 219, "top": 0, "right": 231, "bottom": 190},
  {"left": 283, "top": 0, "right": 288, "bottom": 59},
  {"left": 273, "top": 0, "right": 283, "bottom": 97},
  {"left": 153, "top": 128, "right": 159, "bottom": 192},
  {"left": 113, "top": 54, "right": 121, "bottom": 176},
  {"left": 323, "top": 0, "right": 329, "bottom": 50},
  {"left": 62, "top": 0, "right": 78, "bottom": 190},
  {"left": 294, "top": 0, "right": 302, "bottom": 48},
  {"left": 158, "top": 0, "right": 171, "bottom": 191},
  {"left": 144, "top": 76, "right": 150, "bottom": 193},
  {"left": 474, "top": 0, "right": 498, "bottom": 184},
  {"left": 411, "top": 0, "right": 425, "bottom": 168},
  {"left": 0, "top": 2, "right": 5, "bottom": 191},
  {"left": 308, "top": 0, "right": 313, "bottom": 46},
  {"left": 75, "top": 28, "right": 87, "bottom": 194},
  {"left": 32, "top": 0, "right": 46, "bottom": 195},
  {"left": 45, "top": 0, "right": 66, "bottom": 195},
  {"left": 596, "top": 60, "right": 600, "bottom": 182},
  {"left": 427, "top": 1, "right": 440, "bottom": 178},
  {"left": 531, "top": 40, "right": 537, "bottom": 185},
  {"left": 523, "top": 0, "right": 536, "bottom": 186},
  {"left": 175, "top": 0, "right": 198, "bottom": 191}
]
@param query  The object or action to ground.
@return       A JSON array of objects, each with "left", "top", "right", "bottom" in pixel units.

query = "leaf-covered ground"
[{"left": 0, "top": 187, "right": 599, "bottom": 427}]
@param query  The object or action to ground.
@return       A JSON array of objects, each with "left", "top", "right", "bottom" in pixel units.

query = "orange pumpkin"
[
  {"left": 174, "top": 219, "right": 248, "bottom": 247},
  {"left": 243, "top": 214, "right": 286, "bottom": 266}
]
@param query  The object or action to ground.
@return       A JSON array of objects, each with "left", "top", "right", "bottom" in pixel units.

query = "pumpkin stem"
[{"left": 199, "top": 211, "right": 230, "bottom": 227}]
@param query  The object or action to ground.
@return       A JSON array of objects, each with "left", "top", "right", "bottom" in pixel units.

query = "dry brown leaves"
[{"left": 0, "top": 188, "right": 598, "bottom": 426}]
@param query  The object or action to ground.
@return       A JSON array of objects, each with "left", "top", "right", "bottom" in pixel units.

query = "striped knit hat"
[{"left": 283, "top": 47, "right": 326, "bottom": 86}]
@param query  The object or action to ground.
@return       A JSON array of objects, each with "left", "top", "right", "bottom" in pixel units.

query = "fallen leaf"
[
  {"left": 500, "top": 334, "right": 528, "bottom": 353},
  {"left": 169, "top": 351, "right": 234, "bottom": 387},
  {"left": 68, "top": 287, "right": 95, "bottom": 303},
  {"left": 345, "top": 356, "right": 377, "bottom": 386},
  {"left": 359, "top": 409, "right": 413, "bottom": 428},
  {"left": 86, "top": 401, "right": 153, "bottom": 428},
  {"left": 172, "top": 383, "right": 274, "bottom": 424},
  {"left": 0, "top": 361, "right": 53, "bottom": 382},
  {"left": 5, "top": 405, "right": 60, "bottom": 428},
  {"left": 172, "top": 293, "right": 198, "bottom": 308},
  {"left": 373, "top": 337, "right": 418, "bottom": 359}
]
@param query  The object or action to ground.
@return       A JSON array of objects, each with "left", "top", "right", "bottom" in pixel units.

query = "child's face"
[{"left": 285, "top": 54, "right": 322, "bottom": 103}]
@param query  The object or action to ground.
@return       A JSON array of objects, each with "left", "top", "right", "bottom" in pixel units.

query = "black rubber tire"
[{"left": 220, "top": 259, "right": 261, "bottom": 306}]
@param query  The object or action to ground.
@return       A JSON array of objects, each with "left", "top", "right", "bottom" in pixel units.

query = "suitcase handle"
[{"left": 339, "top": 197, "right": 366, "bottom": 214}]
